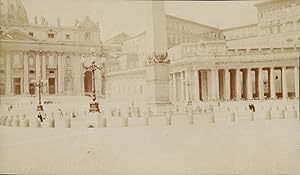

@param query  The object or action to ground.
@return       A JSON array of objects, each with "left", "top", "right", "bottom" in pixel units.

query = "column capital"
[
  {"left": 22, "top": 51, "right": 28, "bottom": 55},
  {"left": 36, "top": 50, "right": 42, "bottom": 56}
]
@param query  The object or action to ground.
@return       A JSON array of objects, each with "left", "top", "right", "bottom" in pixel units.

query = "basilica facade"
[{"left": 0, "top": 0, "right": 103, "bottom": 97}]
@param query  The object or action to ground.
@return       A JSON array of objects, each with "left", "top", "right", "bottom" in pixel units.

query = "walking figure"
[
  {"left": 248, "top": 103, "right": 255, "bottom": 112},
  {"left": 37, "top": 112, "right": 43, "bottom": 122},
  {"left": 72, "top": 111, "right": 76, "bottom": 118}
]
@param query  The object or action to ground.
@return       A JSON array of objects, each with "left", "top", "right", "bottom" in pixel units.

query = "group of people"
[{"left": 36, "top": 108, "right": 77, "bottom": 122}]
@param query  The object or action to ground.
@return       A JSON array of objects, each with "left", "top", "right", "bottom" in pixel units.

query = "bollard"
[
  {"left": 97, "top": 117, "right": 106, "bottom": 128},
  {"left": 265, "top": 111, "right": 271, "bottom": 120},
  {"left": 65, "top": 118, "right": 71, "bottom": 128},
  {"left": 284, "top": 110, "right": 297, "bottom": 119},
  {"left": 48, "top": 118, "right": 55, "bottom": 128},
  {"left": 230, "top": 112, "right": 235, "bottom": 122},
  {"left": 209, "top": 113, "right": 215, "bottom": 123},
  {"left": 12, "top": 118, "right": 20, "bottom": 127},
  {"left": 6, "top": 118, "right": 12, "bottom": 127},
  {"left": 20, "top": 119, "right": 29, "bottom": 127},
  {"left": 0, "top": 117, "right": 4, "bottom": 125},
  {"left": 121, "top": 117, "right": 128, "bottom": 127},
  {"left": 249, "top": 111, "right": 254, "bottom": 121},
  {"left": 30, "top": 119, "right": 41, "bottom": 128}
]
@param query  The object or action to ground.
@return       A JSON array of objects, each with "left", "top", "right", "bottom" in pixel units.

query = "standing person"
[
  {"left": 58, "top": 108, "right": 63, "bottom": 117},
  {"left": 248, "top": 103, "right": 255, "bottom": 112},
  {"left": 72, "top": 111, "right": 76, "bottom": 118},
  {"left": 37, "top": 112, "right": 43, "bottom": 122}
]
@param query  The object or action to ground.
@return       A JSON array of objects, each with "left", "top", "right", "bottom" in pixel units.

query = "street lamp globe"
[{"left": 90, "top": 47, "right": 96, "bottom": 53}]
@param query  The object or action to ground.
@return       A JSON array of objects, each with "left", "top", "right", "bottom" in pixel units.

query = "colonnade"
[{"left": 170, "top": 65, "right": 299, "bottom": 103}]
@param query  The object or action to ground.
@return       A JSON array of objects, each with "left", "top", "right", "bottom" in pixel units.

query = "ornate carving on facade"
[
  {"left": 147, "top": 52, "right": 169, "bottom": 64},
  {"left": 75, "top": 16, "right": 99, "bottom": 31}
]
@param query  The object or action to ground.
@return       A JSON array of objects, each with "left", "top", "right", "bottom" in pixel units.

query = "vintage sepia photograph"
[{"left": 0, "top": 0, "right": 299, "bottom": 174}]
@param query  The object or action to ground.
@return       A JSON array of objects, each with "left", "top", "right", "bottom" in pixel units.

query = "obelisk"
[{"left": 144, "top": 1, "right": 171, "bottom": 114}]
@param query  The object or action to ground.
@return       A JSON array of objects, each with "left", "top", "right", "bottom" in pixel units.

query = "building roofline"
[
  {"left": 222, "top": 23, "right": 258, "bottom": 31},
  {"left": 166, "top": 14, "right": 219, "bottom": 30}
]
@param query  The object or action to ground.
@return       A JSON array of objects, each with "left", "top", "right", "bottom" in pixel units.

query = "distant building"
[{"left": 105, "top": 0, "right": 299, "bottom": 103}]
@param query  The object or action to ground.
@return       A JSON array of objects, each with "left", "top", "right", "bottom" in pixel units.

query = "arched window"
[
  {"left": 66, "top": 56, "right": 71, "bottom": 66},
  {"left": 29, "top": 56, "right": 34, "bottom": 66}
]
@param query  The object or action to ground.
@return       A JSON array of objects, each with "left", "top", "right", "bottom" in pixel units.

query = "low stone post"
[
  {"left": 209, "top": 112, "right": 215, "bottom": 123},
  {"left": 230, "top": 112, "right": 235, "bottom": 122},
  {"left": 30, "top": 118, "right": 41, "bottom": 128},
  {"left": 65, "top": 118, "right": 71, "bottom": 128},
  {"left": 121, "top": 117, "right": 128, "bottom": 127},
  {"left": 12, "top": 117, "right": 20, "bottom": 127},
  {"left": 249, "top": 111, "right": 254, "bottom": 121},
  {"left": 97, "top": 117, "right": 106, "bottom": 128},
  {"left": 48, "top": 117, "right": 55, "bottom": 128},
  {"left": 6, "top": 117, "right": 12, "bottom": 127},
  {"left": 265, "top": 111, "right": 271, "bottom": 120}
]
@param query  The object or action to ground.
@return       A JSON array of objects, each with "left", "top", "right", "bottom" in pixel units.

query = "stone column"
[
  {"left": 193, "top": 69, "right": 199, "bottom": 101},
  {"left": 185, "top": 69, "right": 190, "bottom": 103},
  {"left": 36, "top": 51, "right": 41, "bottom": 77},
  {"left": 95, "top": 69, "right": 102, "bottom": 96},
  {"left": 295, "top": 66, "right": 299, "bottom": 98},
  {"left": 5, "top": 53, "right": 12, "bottom": 95},
  {"left": 23, "top": 52, "right": 29, "bottom": 95},
  {"left": 210, "top": 68, "right": 218, "bottom": 100},
  {"left": 169, "top": 74, "right": 173, "bottom": 102},
  {"left": 180, "top": 71, "right": 185, "bottom": 102},
  {"left": 57, "top": 53, "right": 63, "bottom": 94},
  {"left": 269, "top": 67, "right": 276, "bottom": 99},
  {"left": 41, "top": 53, "right": 47, "bottom": 94},
  {"left": 282, "top": 66, "right": 287, "bottom": 99},
  {"left": 224, "top": 68, "right": 230, "bottom": 100},
  {"left": 247, "top": 68, "right": 252, "bottom": 100},
  {"left": 235, "top": 68, "right": 241, "bottom": 100},
  {"left": 258, "top": 67, "right": 264, "bottom": 100},
  {"left": 172, "top": 73, "right": 176, "bottom": 102},
  {"left": 73, "top": 53, "right": 81, "bottom": 95}
]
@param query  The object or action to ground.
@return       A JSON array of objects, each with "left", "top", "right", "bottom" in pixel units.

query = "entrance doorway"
[
  {"left": 48, "top": 78, "right": 55, "bottom": 94},
  {"left": 29, "top": 83, "right": 35, "bottom": 95},
  {"left": 13, "top": 78, "right": 21, "bottom": 95},
  {"left": 84, "top": 71, "right": 92, "bottom": 93}
]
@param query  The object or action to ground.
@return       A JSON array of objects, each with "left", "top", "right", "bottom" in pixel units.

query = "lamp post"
[
  {"left": 80, "top": 48, "right": 105, "bottom": 113},
  {"left": 31, "top": 75, "right": 47, "bottom": 111}
]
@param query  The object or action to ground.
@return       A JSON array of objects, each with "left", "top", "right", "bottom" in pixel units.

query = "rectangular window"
[
  {"left": 48, "top": 33, "right": 55, "bottom": 38},
  {"left": 49, "top": 70, "right": 54, "bottom": 74},
  {"left": 29, "top": 70, "right": 35, "bottom": 74},
  {"left": 0, "top": 56, "right": 4, "bottom": 64},
  {"left": 29, "top": 32, "right": 33, "bottom": 37},
  {"left": 85, "top": 32, "right": 91, "bottom": 40},
  {"left": 13, "top": 54, "right": 21, "bottom": 65},
  {"left": 66, "top": 34, "right": 70, "bottom": 40}
]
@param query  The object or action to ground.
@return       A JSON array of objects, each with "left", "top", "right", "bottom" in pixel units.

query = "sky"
[{"left": 22, "top": 0, "right": 260, "bottom": 41}]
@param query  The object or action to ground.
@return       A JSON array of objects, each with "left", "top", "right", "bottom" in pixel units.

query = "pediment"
[{"left": 0, "top": 29, "right": 39, "bottom": 41}]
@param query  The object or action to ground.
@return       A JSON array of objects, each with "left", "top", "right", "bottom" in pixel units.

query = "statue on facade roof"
[
  {"left": 74, "top": 18, "right": 79, "bottom": 27},
  {"left": 41, "top": 16, "right": 45, "bottom": 25},
  {"left": 34, "top": 16, "right": 38, "bottom": 24}
]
